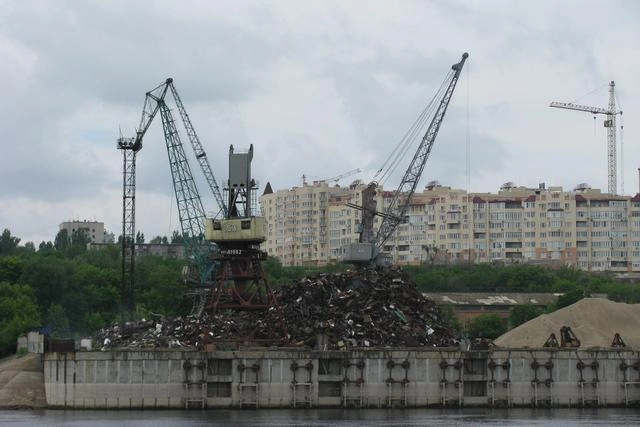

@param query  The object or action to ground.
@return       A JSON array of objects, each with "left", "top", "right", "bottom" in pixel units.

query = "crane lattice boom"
[
  {"left": 549, "top": 101, "right": 609, "bottom": 115},
  {"left": 323, "top": 168, "right": 361, "bottom": 184},
  {"left": 117, "top": 78, "right": 227, "bottom": 319},
  {"left": 343, "top": 52, "right": 468, "bottom": 265},
  {"left": 168, "top": 81, "right": 228, "bottom": 218},
  {"left": 376, "top": 53, "right": 468, "bottom": 249}
]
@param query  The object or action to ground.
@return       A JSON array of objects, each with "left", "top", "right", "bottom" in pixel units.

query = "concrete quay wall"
[{"left": 44, "top": 348, "right": 640, "bottom": 408}]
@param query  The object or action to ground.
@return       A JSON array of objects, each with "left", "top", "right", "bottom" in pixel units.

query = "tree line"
[
  {"left": 0, "top": 228, "right": 187, "bottom": 356},
  {"left": 402, "top": 262, "right": 640, "bottom": 339},
  {"left": 2, "top": 226, "right": 639, "bottom": 355}
]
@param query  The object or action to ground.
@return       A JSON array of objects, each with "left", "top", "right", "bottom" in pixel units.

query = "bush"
[
  {"left": 466, "top": 314, "right": 507, "bottom": 340},
  {"left": 509, "top": 304, "right": 543, "bottom": 328}
]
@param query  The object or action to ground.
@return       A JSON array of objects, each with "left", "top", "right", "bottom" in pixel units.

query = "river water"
[{"left": 2, "top": 408, "right": 640, "bottom": 426}]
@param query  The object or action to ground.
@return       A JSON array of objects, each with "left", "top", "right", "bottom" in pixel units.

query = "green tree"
[
  {"left": 0, "top": 256, "right": 24, "bottom": 283},
  {"left": 53, "top": 229, "right": 92, "bottom": 257},
  {"left": 0, "top": 282, "right": 40, "bottom": 356},
  {"left": 149, "top": 235, "right": 163, "bottom": 244},
  {"left": 38, "top": 241, "right": 54, "bottom": 252},
  {"left": 103, "top": 231, "right": 116, "bottom": 244},
  {"left": 466, "top": 314, "right": 507, "bottom": 339},
  {"left": 171, "top": 231, "right": 183, "bottom": 244},
  {"left": 550, "top": 287, "right": 584, "bottom": 311},
  {"left": 61, "top": 263, "right": 119, "bottom": 333},
  {"left": 438, "top": 304, "right": 462, "bottom": 334},
  {"left": 263, "top": 256, "right": 284, "bottom": 284},
  {"left": 136, "top": 231, "right": 145, "bottom": 244},
  {"left": 44, "top": 303, "right": 70, "bottom": 338},
  {"left": 0, "top": 229, "right": 20, "bottom": 255},
  {"left": 68, "top": 229, "right": 91, "bottom": 257},
  {"left": 136, "top": 255, "right": 187, "bottom": 316},
  {"left": 71, "top": 229, "right": 91, "bottom": 246},
  {"left": 20, "top": 255, "right": 75, "bottom": 311},
  {"left": 54, "top": 229, "right": 69, "bottom": 251},
  {"left": 78, "top": 244, "right": 120, "bottom": 270},
  {"left": 509, "top": 304, "right": 543, "bottom": 328}
]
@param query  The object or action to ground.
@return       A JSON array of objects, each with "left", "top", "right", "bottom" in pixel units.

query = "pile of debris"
[
  {"left": 277, "top": 268, "right": 457, "bottom": 348},
  {"left": 96, "top": 268, "right": 458, "bottom": 350},
  {"left": 96, "top": 310, "right": 283, "bottom": 350}
]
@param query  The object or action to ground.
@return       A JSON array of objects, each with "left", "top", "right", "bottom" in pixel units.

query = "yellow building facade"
[{"left": 260, "top": 181, "right": 640, "bottom": 272}]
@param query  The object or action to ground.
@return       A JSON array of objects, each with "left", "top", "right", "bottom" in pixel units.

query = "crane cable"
[
  {"left": 571, "top": 83, "right": 608, "bottom": 104},
  {"left": 465, "top": 60, "right": 471, "bottom": 261},
  {"left": 375, "top": 69, "right": 455, "bottom": 187},
  {"left": 375, "top": 70, "right": 453, "bottom": 186},
  {"left": 465, "top": 58, "right": 471, "bottom": 195}
]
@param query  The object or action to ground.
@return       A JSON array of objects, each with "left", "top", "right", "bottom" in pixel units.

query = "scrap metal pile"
[
  {"left": 96, "top": 268, "right": 458, "bottom": 350},
  {"left": 278, "top": 268, "right": 457, "bottom": 348}
]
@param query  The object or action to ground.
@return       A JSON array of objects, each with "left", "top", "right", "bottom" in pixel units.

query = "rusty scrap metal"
[
  {"left": 276, "top": 268, "right": 457, "bottom": 348},
  {"left": 96, "top": 267, "right": 458, "bottom": 350}
]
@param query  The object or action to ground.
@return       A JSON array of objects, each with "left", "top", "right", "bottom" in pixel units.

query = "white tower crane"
[
  {"left": 550, "top": 81, "right": 623, "bottom": 195},
  {"left": 322, "top": 168, "right": 361, "bottom": 185}
]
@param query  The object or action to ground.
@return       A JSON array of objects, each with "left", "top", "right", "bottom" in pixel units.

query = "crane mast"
[
  {"left": 550, "top": 81, "right": 622, "bottom": 195},
  {"left": 117, "top": 81, "right": 170, "bottom": 319},
  {"left": 117, "top": 78, "right": 226, "bottom": 319},
  {"left": 344, "top": 52, "right": 468, "bottom": 265}
]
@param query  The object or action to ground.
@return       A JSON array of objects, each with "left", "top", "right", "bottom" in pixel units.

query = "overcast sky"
[{"left": 1, "top": 0, "right": 639, "bottom": 245}]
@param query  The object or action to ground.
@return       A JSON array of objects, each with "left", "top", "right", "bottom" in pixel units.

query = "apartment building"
[
  {"left": 261, "top": 180, "right": 347, "bottom": 266},
  {"left": 260, "top": 181, "right": 640, "bottom": 272},
  {"left": 59, "top": 220, "right": 105, "bottom": 244}
]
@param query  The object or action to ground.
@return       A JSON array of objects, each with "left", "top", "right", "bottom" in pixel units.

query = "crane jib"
[
  {"left": 375, "top": 52, "right": 468, "bottom": 249},
  {"left": 343, "top": 52, "right": 468, "bottom": 266},
  {"left": 118, "top": 78, "right": 229, "bottom": 321}
]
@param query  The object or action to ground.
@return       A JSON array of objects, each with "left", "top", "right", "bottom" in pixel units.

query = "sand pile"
[
  {"left": 494, "top": 297, "right": 640, "bottom": 349},
  {"left": 0, "top": 354, "right": 46, "bottom": 408}
]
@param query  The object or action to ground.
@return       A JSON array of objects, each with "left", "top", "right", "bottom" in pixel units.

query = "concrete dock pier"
[{"left": 44, "top": 348, "right": 640, "bottom": 408}]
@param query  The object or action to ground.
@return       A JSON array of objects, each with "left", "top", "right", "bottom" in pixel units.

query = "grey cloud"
[{"left": 0, "top": 0, "right": 638, "bottom": 244}]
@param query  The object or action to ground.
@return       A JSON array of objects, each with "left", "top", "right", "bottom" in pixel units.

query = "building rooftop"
[{"left": 423, "top": 292, "right": 562, "bottom": 306}]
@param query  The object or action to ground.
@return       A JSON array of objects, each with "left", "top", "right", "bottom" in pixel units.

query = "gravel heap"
[{"left": 494, "top": 297, "right": 640, "bottom": 349}]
